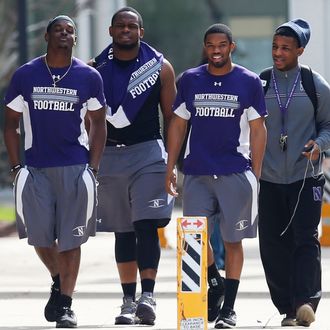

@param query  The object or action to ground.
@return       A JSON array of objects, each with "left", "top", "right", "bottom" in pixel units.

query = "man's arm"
[
  {"left": 165, "top": 114, "right": 187, "bottom": 196},
  {"left": 159, "top": 58, "right": 177, "bottom": 144},
  {"left": 4, "top": 107, "right": 22, "bottom": 170},
  {"left": 249, "top": 117, "right": 267, "bottom": 179},
  {"left": 87, "top": 107, "right": 106, "bottom": 171}
]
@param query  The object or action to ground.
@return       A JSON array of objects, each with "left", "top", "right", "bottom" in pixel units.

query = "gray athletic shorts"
[
  {"left": 14, "top": 164, "right": 97, "bottom": 252},
  {"left": 182, "top": 170, "right": 259, "bottom": 243},
  {"left": 97, "top": 140, "right": 174, "bottom": 232}
]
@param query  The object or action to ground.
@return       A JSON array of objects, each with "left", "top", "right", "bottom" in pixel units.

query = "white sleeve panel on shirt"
[
  {"left": 6, "top": 95, "right": 25, "bottom": 113},
  {"left": 79, "top": 106, "right": 89, "bottom": 149},
  {"left": 7, "top": 95, "right": 33, "bottom": 150},
  {"left": 174, "top": 102, "right": 191, "bottom": 120},
  {"left": 246, "top": 106, "right": 263, "bottom": 121},
  {"left": 22, "top": 103, "right": 33, "bottom": 150},
  {"left": 86, "top": 97, "right": 104, "bottom": 111},
  {"left": 237, "top": 108, "right": 250, "bottom": 159}
]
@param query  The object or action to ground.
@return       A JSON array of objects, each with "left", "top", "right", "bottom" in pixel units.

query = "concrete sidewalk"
[{"left": 0, "top": 208, "right": 329, "bottom": 329}]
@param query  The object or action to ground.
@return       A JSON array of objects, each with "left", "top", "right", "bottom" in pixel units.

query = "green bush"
[{"left": 0, "top": 206, "right": 15, "bottom": 223}]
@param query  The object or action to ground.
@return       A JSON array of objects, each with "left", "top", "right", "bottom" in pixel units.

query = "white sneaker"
[{"left": 296, "top": 303, "right": 315, "bottom": 327}]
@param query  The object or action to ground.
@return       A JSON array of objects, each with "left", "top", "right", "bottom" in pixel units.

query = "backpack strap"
[
  {"left": 259, "top": 67, "right": 272, "bottom": 94},
  {"left": 300, "top": 65, "right": 318, "bottom": 115},
  {"left": 259, "top": 65, "right": 318, "bottom": 116}
]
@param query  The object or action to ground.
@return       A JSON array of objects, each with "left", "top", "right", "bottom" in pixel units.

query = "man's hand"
[
  {"left": 302, "top": 140, "right": 320, "bottom": 161},
  {"left": 10, "top": 164, "right": 22, "bottom": 179},
  {"left": 166, "top": 168, "right": 178, "bottom": 197}
]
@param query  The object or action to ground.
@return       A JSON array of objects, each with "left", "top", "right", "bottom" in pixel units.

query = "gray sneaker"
[
  {"left": 115, "top": 297, "right": 137, "bottom": 325},
  {"left": 136, "top": 294, "right": 156, "bottom": 325},
  {"left": 56, "top": 307, "right": 77, "bottom": 328}
]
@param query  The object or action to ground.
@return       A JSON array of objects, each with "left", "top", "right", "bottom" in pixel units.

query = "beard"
[
  {"left": 210, "top": 59, "right": 227, "bottom": 69},
  {"left": 113, "top": 40, "right": 139, "bottom": 50}
]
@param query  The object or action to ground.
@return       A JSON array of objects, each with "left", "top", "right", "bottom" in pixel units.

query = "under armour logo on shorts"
[{"left": 313, "top": 186, "right": 322, "bottom": 202}]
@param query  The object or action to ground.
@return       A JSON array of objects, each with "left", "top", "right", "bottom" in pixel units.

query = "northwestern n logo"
[
  {"left": 148, "top": 199, "right": 165, "bottom": 208},
  {"left": 72, "top": 225, "right": 86, "bottom": 237},
  {"left": 235, "top": 219, "right": 248, "bottom": 231}
]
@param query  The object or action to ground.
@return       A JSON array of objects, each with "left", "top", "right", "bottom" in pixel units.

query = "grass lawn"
[{"left": 0, "top": 206, "right": 15, "bottom": 223}]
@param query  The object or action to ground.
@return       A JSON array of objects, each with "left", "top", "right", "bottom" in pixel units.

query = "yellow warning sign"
[{"left": 177, "top": 217, "right": 208, "bottom": 330}]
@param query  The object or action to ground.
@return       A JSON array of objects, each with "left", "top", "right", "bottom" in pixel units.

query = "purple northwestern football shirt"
[
  {"left": 174, "top": 64, "right": 267, "bottom": 175},
  {"left": 5, "top": 56, "right": 106, "bottom": 167}
]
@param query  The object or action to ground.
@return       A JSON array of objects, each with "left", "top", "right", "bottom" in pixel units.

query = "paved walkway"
[{"left": 0, "top": 208, "right": 329, "bottom": 329}]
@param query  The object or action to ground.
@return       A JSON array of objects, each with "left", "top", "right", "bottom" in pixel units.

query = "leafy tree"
[{"left": 127, "top": 0, "right": 216, "bottom": 75}]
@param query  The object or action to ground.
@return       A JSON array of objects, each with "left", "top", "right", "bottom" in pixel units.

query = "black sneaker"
[
  {"left": 44, "top": 282, "right": 60, "bottom": 322},
  {"left": 215, "top": 307, "right": 237, "bottom": 328},
  {"left": 115, "top": 296, "right": 137, "bottom": 325},
  {"left": 56, "top": 307, "right": 77, "bottom": 328},
  {"left": 136, "top": 294, "right": 156, "bottom": 325},
  {"left": 208, "top": 287, "right": 224, "bottom": 322}
]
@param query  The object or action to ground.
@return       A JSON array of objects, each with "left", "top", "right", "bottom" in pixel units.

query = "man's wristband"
[
  {"left": 88, "top": 166, "right": 98, "bottom": 175},
  {"left": 10, "top": 164, "right": 22, "bottom": 173}
]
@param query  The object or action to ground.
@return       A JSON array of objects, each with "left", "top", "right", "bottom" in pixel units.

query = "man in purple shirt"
[
  {"left": 88, "top": 7, "right": 176, "bottom": 326},
  {"left": 166, "top": 23, "right": 267, "bottom": 328},
  {"left": 4, "top": 15, "right": 106, "bottom": 328}
]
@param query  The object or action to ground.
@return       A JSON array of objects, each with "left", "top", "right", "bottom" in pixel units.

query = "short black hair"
[
  {"left": 111, "top": 7, "right": 143, "bottom": 28},
  {"left": 46, "top": 15, "right": 76, "bottom": 33},
  {"left": 204, "top": 24, "right": 233, "bottom": 43},
  {"left": 275, "top": 27, "right": 301, "bottom": 47}
]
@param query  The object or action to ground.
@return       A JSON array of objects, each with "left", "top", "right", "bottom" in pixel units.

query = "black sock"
[
  {"left": 58, "top": 294, "right": 72, "bottom": 309},
  {"left": 141, "top": 279, "right": 155, "bottom": 294},
  {"left": 121, "top": 282, "right": 137, "bottom": 301},
  {"left": 208, "top": 263, "right": 224, "bottom": 292},
  {"left": 223, "top": 278, "right": 239, "bottom": 310},
  {"left": 52, "top": 274, "right": 60, "bottom": 290}
]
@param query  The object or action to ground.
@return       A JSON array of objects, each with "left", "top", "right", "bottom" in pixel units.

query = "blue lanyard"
[{"left": 272, "top": 68, "right": 301, "bottom": 134}]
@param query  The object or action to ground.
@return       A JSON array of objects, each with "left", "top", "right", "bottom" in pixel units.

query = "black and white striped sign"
[
  {"left": 181, "top": 233, "right": 202, "bottom": 292},
  {"left": 324, "top": 170, "right": 330, "bottom": 202}
]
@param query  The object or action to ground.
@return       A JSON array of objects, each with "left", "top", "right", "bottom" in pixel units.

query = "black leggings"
[{"left": 115, "top": 219, "right": 167, "bottom": 270}]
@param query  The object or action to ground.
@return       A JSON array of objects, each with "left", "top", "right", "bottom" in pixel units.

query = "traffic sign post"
[{"left": 177, "top": 217, "right": 208, "bottom": 330}]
